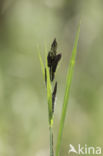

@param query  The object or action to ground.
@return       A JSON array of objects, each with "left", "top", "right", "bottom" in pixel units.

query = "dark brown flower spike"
[
  {"left": 45, "top": 39, "right": 61, "bottom": 114},
  {"left": 45, "top": 68, "right": 47, "bottom": 86},
  {"left": 47, "top": 39, "right": 62, "bottom": 81},
  {"left": 51, "top": 38, "right": 57, "bottom": 55},
  {"left": 52, "top": 82, "right": 57, "bottom": 113}
]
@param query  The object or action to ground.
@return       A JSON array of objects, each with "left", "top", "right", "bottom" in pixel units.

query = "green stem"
[{"left": 49, "top": 126, "right": 54, "bottom": 156}]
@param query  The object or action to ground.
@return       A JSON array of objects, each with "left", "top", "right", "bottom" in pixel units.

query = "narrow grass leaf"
[
  {"left": 38, "top": 52, "right": 45, "bottom": 80},
  {"left": 45, "top": 46, "right": 53, "bottom": 126},
  {"left": 56, "top": 22, "right": 81, "bottom": 156}
]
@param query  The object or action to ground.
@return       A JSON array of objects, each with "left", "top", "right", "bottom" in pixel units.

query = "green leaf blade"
[
  {"left": 46, "top": 62, "right": 53, "bottom": 126},
  {"left": 56, "top": 22, "right": 81, "bottom": 156},
  {"left": 38, "top": 52, "right": 45, "bottom": 80},
  {"left": 45, "top": 46, "right": 53, "bottom": 127}
]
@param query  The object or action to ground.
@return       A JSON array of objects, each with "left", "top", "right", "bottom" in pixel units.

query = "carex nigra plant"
[
  {"left": 45, "top": 38, "right": 61, "bottom": 156},
  {"left": 38, "top": 22, "right": 81, "bottom": 156}
]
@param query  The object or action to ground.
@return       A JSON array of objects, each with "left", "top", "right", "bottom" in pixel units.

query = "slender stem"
[{"left": 49, "top": 126, "right": 54, "bottom": 156}]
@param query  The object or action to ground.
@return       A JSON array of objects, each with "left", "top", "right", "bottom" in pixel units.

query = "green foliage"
[
  {"left": 46, "top": 57, "right": 53, "bottom": 126},
  {"left": 38, "top": 51, "right": 45, "bottom": 80},
  {"left": 38, "top": 51, "right": 53, "bottom": 126},
  {"left": 39, "top": 49, "right": 54, "bottom": 156},
  {"left": 56, "top": 22, "right": 81, "bottom": 156},
  {"left": 39, "top": 22, "right": 80, "bottom": 156}
]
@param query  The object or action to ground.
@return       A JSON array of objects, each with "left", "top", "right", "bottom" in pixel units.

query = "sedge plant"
[{"left": 38, "top": 22, "right": 81, "bottom": 156}]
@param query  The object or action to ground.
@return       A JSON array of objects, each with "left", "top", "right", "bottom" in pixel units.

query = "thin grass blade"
[
  {"left": 45, "top": 46, "right": 54, "bottom": 156},
  {"left": 38, "top": 51, "right": 45, "bottom": 80},
  {"left": 45, "top": 46, "right": 53, "bottom": 126},
  {"left": 56, "top": 22, "right": 81, "bottom": 156}
]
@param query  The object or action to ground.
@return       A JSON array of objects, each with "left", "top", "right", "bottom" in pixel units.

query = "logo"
[{"left": 68, "top": 144, "right": 102, "bottom": 155}]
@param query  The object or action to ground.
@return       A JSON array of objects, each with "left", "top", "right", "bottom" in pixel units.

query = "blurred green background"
[{"left": 0, "top": 0, "right": 103, "bottom": 156}]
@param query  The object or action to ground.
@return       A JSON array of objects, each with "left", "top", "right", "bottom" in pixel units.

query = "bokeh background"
[{"left": 0, "top": 0, "right": 103, "bottom": 156}]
